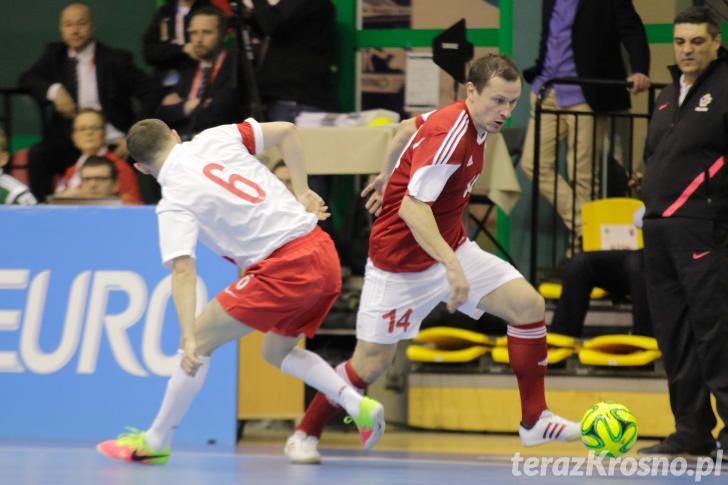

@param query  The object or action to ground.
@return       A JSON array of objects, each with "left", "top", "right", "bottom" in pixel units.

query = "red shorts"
[{"left": 216, "top": 226, "right": 342, "bottom": 338}]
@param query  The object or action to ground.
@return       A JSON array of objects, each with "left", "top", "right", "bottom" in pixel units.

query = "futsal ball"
[{"left": 580, "top": 401, "right": 638, "bottom": 457}]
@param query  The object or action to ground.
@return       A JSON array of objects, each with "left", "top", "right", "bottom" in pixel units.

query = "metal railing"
[{"left": 528, "top": 77, "right": 667, "bottom": 283}]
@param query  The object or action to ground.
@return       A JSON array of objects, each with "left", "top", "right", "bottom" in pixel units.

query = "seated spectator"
[
  {"left": 155, "top": 6, "right": 244, "bottom": 139},
  {"left": 0, "top": 129, "right": 37, "bottom": 205},
  {"left": 55, "top": 155, "right": 120, "bottom": 201},
  {"left": 142, "top": 0, "right": 212, "bottom": 88},
  {"left": 550, "top": 249, "right": 652, "bottom": 338},
  {"left": 18, "top": 3, "right": 161, "bottom": 201},
  {"left": 271, "top": 159, "right": 293, "bottom": 193},
  {"left": 55, "top": 109, "right": 142, "bottom": 205}
]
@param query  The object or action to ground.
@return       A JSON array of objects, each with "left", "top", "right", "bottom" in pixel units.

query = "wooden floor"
[
  {"left": 240, "top": 424, "right": 648, "bottom": 458},
  {"left": 3, "top": 427, "right": 725, "bottom": 484}
]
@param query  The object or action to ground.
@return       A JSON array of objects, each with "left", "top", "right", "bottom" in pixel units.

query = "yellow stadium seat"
[
  {"left": 578, "top": 334, "right": 661, "bottom": 366},
  {"left": 578, "top": 349, "right": 662, "bottom": 367},
  {"left": 582, "top": 198, "right": 645, "bottom": 251},
  {"left": 406, "top": 345, "right": 489, "bottom": 363},
  {"left": 582, "top": 334, "right": 659, "bottom": 351},
  {"left": 538, "top": 282, "right": 608, "bottom": 300},
  {"left": 414, "top": 326, "right": 492, "bottom": 349}
]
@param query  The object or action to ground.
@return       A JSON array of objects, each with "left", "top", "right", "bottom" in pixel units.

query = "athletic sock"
[
  {"left": 145, "top": 351, "right": 211, "bottom": 451},
  {"left": 280, "top": 348, "right": 363, "bottom": 418},
  {"left": 296, "top": 359, "right": 367, "bottom": 438},
  {"left": 507, "top": 321, "right": 548, "bottom": 427}
]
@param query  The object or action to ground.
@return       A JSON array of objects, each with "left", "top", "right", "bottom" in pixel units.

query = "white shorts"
[{"left": 356, "top": 239, "right": 523, "bottom": 344}]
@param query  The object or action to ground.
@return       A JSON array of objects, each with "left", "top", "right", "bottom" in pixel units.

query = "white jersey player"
[{"left": 97, "top": 118, "right": 385, "bottom": 465}]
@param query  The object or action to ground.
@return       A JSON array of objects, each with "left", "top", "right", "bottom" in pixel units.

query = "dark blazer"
[
  {"left": 251, "top": 0, "right": 336, "bottom": 110},
  {"left": 142, "top": 0, "right": 212, "bottom": 72},
  {"left": 524, "top": 0, "right": 650, "bottom": 112},
  {"left": 19, "top": 41, "right": 162, "bottom": 139},
  {"left": 154, "top": 51, "right": 245, "bottom": 137}
]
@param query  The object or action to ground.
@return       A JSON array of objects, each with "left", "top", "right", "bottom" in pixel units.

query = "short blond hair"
[{"left": 127, "top": 119, "right": 172, "bottom": 164}]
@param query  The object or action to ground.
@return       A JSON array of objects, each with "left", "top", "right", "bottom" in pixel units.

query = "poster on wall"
[
  {"left": 404, "top": 52, "right": 440, "bottom": 112},
  {"left": 362, "top": 0, "right": 411, "bottom": 29},
  {"left": 360, "top": 48, "right": 407, "bottom": 117}
]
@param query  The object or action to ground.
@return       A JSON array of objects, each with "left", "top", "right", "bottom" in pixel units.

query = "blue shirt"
[{"left": 531, "top": 0, "right": 586, "bottom": 107}]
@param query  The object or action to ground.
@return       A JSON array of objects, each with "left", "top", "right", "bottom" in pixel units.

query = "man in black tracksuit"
[{"left": 638, "top": 7, "right": 728, "bottom": 457}]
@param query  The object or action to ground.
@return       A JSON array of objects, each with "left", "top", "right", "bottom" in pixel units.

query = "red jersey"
[{"left": 369, "top": 100, "right": 487, "bottom": 272}]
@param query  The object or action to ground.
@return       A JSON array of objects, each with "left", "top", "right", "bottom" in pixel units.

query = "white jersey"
[
  {"left": 156, "top": 118, "right": 317, "bottom": 268},
  {"left": 0, "top": 169, "right": 36, "bottom": 205}
]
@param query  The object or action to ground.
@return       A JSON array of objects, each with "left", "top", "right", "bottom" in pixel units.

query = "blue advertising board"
[{"left": 0, "top": 206, "right": 238, "bottom": 446}]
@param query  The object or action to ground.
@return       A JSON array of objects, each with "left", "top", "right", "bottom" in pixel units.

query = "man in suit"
[
  {"left": 18, "top": 3, "right": 162, "bottom": 201},
  {"left": 519, "top": 0, "right": 651, "bottom": 245},
  {"left": 155, "top": 6, "right": 244, "bottom": 139},
  {"left": 142, "top": 0, "right": 212, "bottom": 88}
]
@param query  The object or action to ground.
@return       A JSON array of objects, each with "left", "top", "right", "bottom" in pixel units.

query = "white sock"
[
  {"left": 325, "top": 361, "right": 365, "bottom": 407},
  {"left": 280, "top": 347, "right": 362, "bottom": 417},
  {"left": 145, "top": 351, "right": 211, "bottom": 451}
]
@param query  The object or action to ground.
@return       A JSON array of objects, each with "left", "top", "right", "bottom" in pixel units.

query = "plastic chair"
[{"left": 582, "top": 197, "right": 644, "bottom": 251}]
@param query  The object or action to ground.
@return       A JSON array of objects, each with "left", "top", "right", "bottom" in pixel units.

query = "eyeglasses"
[
  {"left": 74, "top": 125, "right": 105, "bottom": 133},
  {"left": 81, "top": 176, "right": 113, "bottom": 183}
]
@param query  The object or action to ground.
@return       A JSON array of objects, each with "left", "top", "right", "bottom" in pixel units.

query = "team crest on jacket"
[{"left": 695, "top": 93, "right": 712, "bottom": 112}]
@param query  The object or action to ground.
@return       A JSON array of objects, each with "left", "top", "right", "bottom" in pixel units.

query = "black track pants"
[{"left": 643, "top": 217, "right": 728, "bottom": 446}]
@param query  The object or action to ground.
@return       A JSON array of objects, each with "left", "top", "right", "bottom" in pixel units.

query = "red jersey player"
[
  {"left": 96, "top": 118, "right": 385, "bottom": 464},
  {"left": 285, "top": 54, "right": 580, "bottom": 464}
]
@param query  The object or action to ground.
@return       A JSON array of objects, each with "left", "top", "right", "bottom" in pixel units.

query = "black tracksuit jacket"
[{"left": 642, "top": 50, "right": 728, "bottom": 221}]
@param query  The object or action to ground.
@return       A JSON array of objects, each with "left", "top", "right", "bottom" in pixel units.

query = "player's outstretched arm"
[
  {"left": 398, "top": 195, "right": 469, "bottom": 312},
  {"left": 171, "top": 255, "right": 203, "bottom": 375},
  {"left": 361, "top": 117, "right": 418, "bottom": 216},
  {"left": 260, "top": 121, "right": 330, "bottom": 220}
]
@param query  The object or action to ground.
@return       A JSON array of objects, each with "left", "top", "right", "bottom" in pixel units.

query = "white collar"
[
  {"left": 476, "top": 130, "right": 488, "bottom": 145},
  {"left": 157, "top": 144, "right": 183, "bottom": 186},
  {"left": 679, "top": 74, "right": 692, "bottom": 90},
  {"left": 68, "top": 41, "right": 96, "bottom": 61}
]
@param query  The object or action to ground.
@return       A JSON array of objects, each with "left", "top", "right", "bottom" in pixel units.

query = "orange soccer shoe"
[{"left": 96, "top": 428, "right": 170, "bottom": 465}]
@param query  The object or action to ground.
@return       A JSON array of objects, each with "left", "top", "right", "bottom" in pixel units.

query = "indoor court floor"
[{"left": 3, "top": 428, "right": 726, "bottom": 484}]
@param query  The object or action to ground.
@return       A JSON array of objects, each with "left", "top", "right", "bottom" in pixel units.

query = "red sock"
[
  {"left": 296, "top": 360, "right": 368, "bottom": 438},
  {"left": 507, "top": 321, "right": 548, "bottom": 427},
  {"left": 296, "top": 391, "right": 341, "bottom": 438}
]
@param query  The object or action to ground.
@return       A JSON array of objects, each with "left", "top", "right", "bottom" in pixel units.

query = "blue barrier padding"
[{"left": 0, "top": 206, "right": 238, "bottom": 446}]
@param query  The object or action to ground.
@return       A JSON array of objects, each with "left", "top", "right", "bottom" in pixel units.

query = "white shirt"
[
  {"left": 46, "top": 42, "right": 125, "bottom": 143},
  {"left": 156, "top": 118, "right": 317, "bottom": 268},
  {"left": 175, "top": 4, "right": 190, "bottom": 45},
  {"left": 679, "top": 75, "right": 691, "bottom": 106}
]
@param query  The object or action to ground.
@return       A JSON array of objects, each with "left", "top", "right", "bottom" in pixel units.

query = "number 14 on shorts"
[{"left": 383, "top": 308, "right": 413, "bottom": 333}]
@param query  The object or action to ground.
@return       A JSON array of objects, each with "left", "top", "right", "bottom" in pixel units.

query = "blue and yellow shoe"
[
  {"left": 96, "top": 428, "right": 170, "bottom": 465},
  {"left": 345, "top": 396, "right": 385, "bottom": 450}
]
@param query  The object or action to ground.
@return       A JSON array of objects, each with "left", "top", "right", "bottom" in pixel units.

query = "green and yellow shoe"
[
  {"left": 96, "top": 428, "right": 170, "bottom": 465},
  {"left": 344, "top": 397, "right": 385, "bottom": 450}
]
